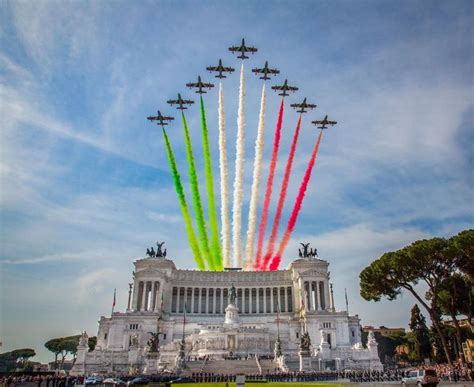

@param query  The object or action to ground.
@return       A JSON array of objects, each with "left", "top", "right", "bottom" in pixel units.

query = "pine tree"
[{"left": 409, "top": 304, "right": 432, "bottom": 363}]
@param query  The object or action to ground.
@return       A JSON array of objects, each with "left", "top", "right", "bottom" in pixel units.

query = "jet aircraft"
[
  {"left": 206, "top": 59, "right": 235, "bottom": 79},
  {"left": 312, "top": 115, "right": 337, "bottom": 129},
  {"left": 166, "top": 93, "right": 194, "bottom": 110},
  {"left": 290, "top": 98, "right": 317, "bottom": 114},
  {"left": 186, "top": 76, "right": 214, "bottom": 94},
  {"left": 271, "top": 79, "right": 298, "bottom": 96},
  {"left": 146, "top": 110, "right": 174, "bottom": 128},
  {"left": 228, "top": 38, "right": 258, "bottom": 59},
  {"left": 252, "top": 61, "right": 279, "bottom": 80}
]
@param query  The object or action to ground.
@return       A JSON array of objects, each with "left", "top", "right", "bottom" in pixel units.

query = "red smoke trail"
[
  {"left": 254, "top": 99, "right": 284, "bottom": 270},
  {"left": 268, "top": 130, "right": 324, "bottom": 271},
  {"left": 260, "top": 115, "right": 302, "bottom": 270}
]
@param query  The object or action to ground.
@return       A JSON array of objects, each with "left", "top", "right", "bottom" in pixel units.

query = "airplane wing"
[
  {"left": 183, "top": 99, "right": 194, "bottom": 104},
  {"left": 206, "top": 66, "right": 218, "bottom": 72},
  {"left": 247, "top": 47, "right": 257, "bottom": 53},
  {"left": 271, "top": 85, "right": 283, "bottom": 90},
  {"left": 228, "top": 46, "right": 239, "bottom": 52},
  {"left": 147, "top": 116, "right": 157, "bottom": 121},
  {"left": 167, "top": 100, "right": 177, "bottom": 105},
  {"left": 327, "top": 120, "right": 337, "bottom": 125},
  {"left": 252, "top": 68, "right": 264, "bottom": 73},
  {"left": 185, "top": 82, "right": 198, "bottom": 88},
  {"left": 163, "top": 116, "right": 174, "bottom": 121},
  {"left": 202, "top": 82, "right": 214, "bottom": 88},
  {"left": 223, "top": 66, "right": 234, "bottom": 72}
]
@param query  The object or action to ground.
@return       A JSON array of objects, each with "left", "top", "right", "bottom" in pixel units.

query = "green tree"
[
  {"left": 359, "top": 230, "right": 473, "bottom": 363},
  {"left": 44, "top": 338, "right": 64, "bottom": 370},
  {"left": 88, "top": 336, "right": 97, "bottom": 352},
  {"left": 409, "top": 304, "right": 431, "bottom": 363},
  {"left": 0, "top": 348, "right": 36, "bottom": 372},
  {"left": 361, "top": 330, "right": 408, "bottom": 365},
  {"left": 45, "top": 335, "right": 80, "bottom": 370},
  {"left": 436, "top": 273, "right": 471, "bottom": 361},
  {"left": 451, "top": 229, "right": 474, "bottom": 277}
]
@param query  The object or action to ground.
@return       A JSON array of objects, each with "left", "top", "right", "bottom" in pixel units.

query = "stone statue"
[
  {"left": 79, "top": 331, "right": 88, "bottom": 347},
  {"left": 300, "top": 243, "right": 310, "bottom": 257},
  {"left": 147, "top": 330, "right": 161, "bottom": 353},
  {"left": 130, "top": 333, "right": 139, "bottom": 347},
  {"left": 367, "top": 330, "right": 377, "bottom": 345},
  {"left": 299, "top": 331, "right": 311, "bottom": 352},
  {"left": 229, "top": 283, "right": 237, "bottom": 305},
  {"left": 156, "top": 242, "right": 165, "bottom": 257},
  {"left": 299, "top": 242, "right": 318, "bottom": 258},
  {"left": 146, "top": 242, "right": 167, "bottom": 258}
]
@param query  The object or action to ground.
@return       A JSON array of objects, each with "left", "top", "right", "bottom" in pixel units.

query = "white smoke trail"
[
  {"left": 232, "top": 62, "right": 246, "bottom": 267},
  {"left": 244, "top": 83, "right": 266, "bottom": 270},
  {"left": 218, "top": 82, "right": 231, "bottom": 269}
]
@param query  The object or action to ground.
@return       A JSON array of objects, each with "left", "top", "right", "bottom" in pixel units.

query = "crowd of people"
[
  {"left": 421, "top": 362, "right": 473, "bottom": 382},
  {"left": 0, "top": 374, "right": 80, "bottom": 387},
  {"left": 189, "top": 364, "right": 474, "bottom": 383},
  {"left": 0, "top": 361, "right": 473, "bottom": 386}
]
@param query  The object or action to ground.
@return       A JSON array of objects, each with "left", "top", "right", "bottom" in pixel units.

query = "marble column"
[{"left": 176, "top": 286, "right": 181, "bottom": 313}]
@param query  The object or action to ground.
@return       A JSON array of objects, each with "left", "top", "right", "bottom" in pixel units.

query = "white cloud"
[
  {"left": 280, "top": 223, "right": 431, "bottom": 270},
  {"left": 2, "top": 250, "right": 110, "bottom": 265},
  {"left": 75, "top": 269, "right": 117, "bottom": 304}
]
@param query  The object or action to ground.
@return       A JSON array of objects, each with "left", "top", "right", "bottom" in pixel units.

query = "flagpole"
[
  {"left": 345, "top": 288, "right": 349, "bottom": 315},
  {"left": 182, "top": 302, "right": 187, "bottom": 342},
  {"left": 111, "top": 288, "right": 116, "bottom": 316}
]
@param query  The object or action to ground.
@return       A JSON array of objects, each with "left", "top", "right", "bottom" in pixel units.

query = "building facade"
[{"left": 72, "top": 254, "right": 382, "bottom": 375}]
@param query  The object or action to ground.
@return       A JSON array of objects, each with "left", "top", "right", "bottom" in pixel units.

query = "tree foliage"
[
  {"left": 88, "top": 336, "right": 97, "bottom": 352},
  {"left": 359, "top": 229, "right": 474, "bottom": 364},
  {"left": 0, "top": 348, "right": 36, "bottom": 372},
  {"left": 44, "top": 334, "right": 97, "bottom": 369},
  {"left": 409, "top": 304, "right": 431, "bottom": 362},
  {"left": 45, "top": 335, "right": 80, "bottom": 369}
]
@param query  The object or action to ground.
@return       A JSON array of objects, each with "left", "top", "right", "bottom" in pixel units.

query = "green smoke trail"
[
  {"left": 181, "top": 112, "right": 215, "bottom": 271},
  {"left": 162, "top": 128, "right": 205, "bottom": 270},
  {"left": 200, "top": 96, "right": 223, "bottom": 271}
]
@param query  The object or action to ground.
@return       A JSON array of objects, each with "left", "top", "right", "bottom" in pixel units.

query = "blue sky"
[{"left": 0, "top": 0, "right": 472, "bottom": 362}]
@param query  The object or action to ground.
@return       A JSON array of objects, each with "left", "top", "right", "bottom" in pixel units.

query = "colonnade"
[
  {"left": 303, "top": 280, "right": 326, "bottom": 311},
  {"left": 170, "top": 286, "right": 294, "bottom": 315},
  {"left": 132, "top": 280, "right": 329, "bottom": 314},
  {"left": 135, "top": 281, "right": 161, "bottom": 311}
]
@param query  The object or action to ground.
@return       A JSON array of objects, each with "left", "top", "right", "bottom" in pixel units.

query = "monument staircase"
[
  {"left": 181, "top": 358, "right": 262, "bottom": 376},
  {"left": 259, "top": 359, "right": 280, "bottom": 373},
  {"left": 180, "top": 358, "right": 206, "bottom": 375}
]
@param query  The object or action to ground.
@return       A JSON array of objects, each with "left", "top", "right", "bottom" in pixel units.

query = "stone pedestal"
[
  {"left": 277, "top": 355, "right": 289, "bottom": 372},
  {"left": 224, "top": 303, "right": 240, "bottom": 328},
  {"left": 174, "top": 339, "right": 186, "bottom": 374},
  {"left": 143, "top": 352, "right": 159, "bottom": 375},
  {"left": 274, "top": 337, "right": 282, "bottom": 360},
  {"left": 70, "top": 332, "right": 89, "bottom": 376},
  {"left": 299, "top": 350, "right": 312, "bottom": 372},
  {"left": 319, "top": 330, "right": 331, "bottom": 359}
]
